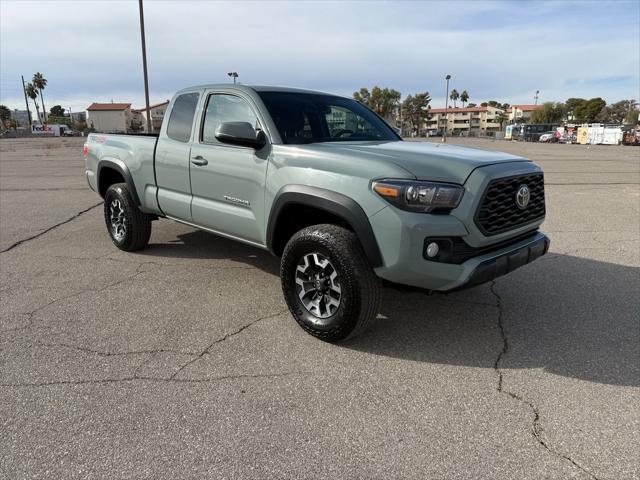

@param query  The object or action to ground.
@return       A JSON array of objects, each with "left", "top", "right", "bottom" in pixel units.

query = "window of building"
[{"left": 166, "top": 92, "right": 199, "bottom": 142}]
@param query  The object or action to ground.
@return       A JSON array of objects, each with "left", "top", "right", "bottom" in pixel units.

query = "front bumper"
[
  {"left": 447, "top": 232, "right": 549, "bottom": 291},
  {"left": 369, "top": 201, "right": 549, "bottom": 291},
  {"left": 374, "top": 227, "right": 549, "bottom": 292}
]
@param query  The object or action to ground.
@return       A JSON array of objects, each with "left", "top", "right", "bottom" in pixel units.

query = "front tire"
[
  {"left": 103, "top": 183, "right": 152, "bottom": 251},
  {"left": 280, "top": 224, "right": 381, "bottom": 342}
]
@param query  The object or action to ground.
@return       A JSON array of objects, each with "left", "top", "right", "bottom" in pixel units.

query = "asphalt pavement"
[{"left": 1, "top": 136, "right": 638, "bottom": 479}]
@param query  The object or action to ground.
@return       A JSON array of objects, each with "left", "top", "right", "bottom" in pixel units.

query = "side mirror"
[{"left": 215, "top": 122, "right": 266, "bottom": 149}]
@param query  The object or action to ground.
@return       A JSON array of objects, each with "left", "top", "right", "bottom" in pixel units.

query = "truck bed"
[{"left": 85, "top": 133, "right": 160, "bottom": 214}]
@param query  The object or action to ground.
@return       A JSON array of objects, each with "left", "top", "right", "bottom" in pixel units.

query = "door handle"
[{"left": 191, "top": 155, "right": 208, "bottom": 166}]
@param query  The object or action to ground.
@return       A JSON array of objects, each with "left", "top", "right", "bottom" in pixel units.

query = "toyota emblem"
[{"left": 515, "top": 184, "right": 530, "bottom": 209}]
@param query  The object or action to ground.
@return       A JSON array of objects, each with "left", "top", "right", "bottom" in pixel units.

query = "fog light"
[{"left": 426, "top": 242, "right": 439, "bottom": 258}]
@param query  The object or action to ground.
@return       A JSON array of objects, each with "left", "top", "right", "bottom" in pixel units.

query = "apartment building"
[
  {"left": 425, "top": 106, "right": 505, "bottom": 135},
  {"left": 506, "top": 104, "right": 541, "bottom": 123},
  {"left": 132, "top": 100, "right": 169, "bottom": 133},
  {"left": 87, "top": 103, "right": 133, "bottom": 133}
]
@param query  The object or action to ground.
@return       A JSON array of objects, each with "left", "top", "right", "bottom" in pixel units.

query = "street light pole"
[
  {"left": 443, "top": 74, "right": 451, "bottom": 143},
  {"left": 138, "top": 0, "right": 152, "bottom": 134},
  {"left": 534, "top": 90, "right": 540, "bottom": 105},
  {"left": 227, "top": 72, "right": 238, "bottom": 84}
]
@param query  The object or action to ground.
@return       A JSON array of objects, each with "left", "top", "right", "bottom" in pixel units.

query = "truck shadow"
[{"left": 138, "top": 228, "right": 639, "bottom": 388}]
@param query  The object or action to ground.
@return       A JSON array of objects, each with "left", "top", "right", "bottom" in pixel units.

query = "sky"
[{"left": 1, "top": 0, "right": 639, "bottom": 114}]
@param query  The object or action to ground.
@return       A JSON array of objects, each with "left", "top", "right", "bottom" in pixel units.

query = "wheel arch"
[
  {"left": 266, "top": 185, "right": 383, "bottom": 268},
  {"left": 97, "top": 159, "right": 141, "bottom": 206}
]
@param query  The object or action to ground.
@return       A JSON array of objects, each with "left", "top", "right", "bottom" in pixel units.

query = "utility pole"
[
  {"left": 442, "top": 74, "right": 451, "bottom": 143},
  {"left": 534, "top": 90, "right": 540, "bottom": 105},
  {"left": 21, "top": 75, "right": 32, "bottom": 125},
  {"left": 138, "top": 0, "right": 152, "bottom": 134}
]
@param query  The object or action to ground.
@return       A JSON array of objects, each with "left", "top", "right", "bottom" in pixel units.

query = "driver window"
[
  {"left": 325, "top": 106, "right": 376, "bottom": 138},
  {"left": 202, "top": 94, "right": 259, "bottom": 143}
]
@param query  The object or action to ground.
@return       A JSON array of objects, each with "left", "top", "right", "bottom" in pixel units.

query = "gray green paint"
[{"left": 85, "top": 84, "right": 546, "bottom": 291}]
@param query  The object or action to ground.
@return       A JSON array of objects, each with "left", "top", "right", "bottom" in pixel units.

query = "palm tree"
[
  {"left": 25, "top": 83, "right": 41, "bottom": 123},
  {"left": 460, "top": 90, "right": 469, "bottom": 108},
  {"left": 32, "top": 72, "right": 48, "bottom": 122},
  {"left": 450, "top": 89, "right": 459, "bottom": 108}
]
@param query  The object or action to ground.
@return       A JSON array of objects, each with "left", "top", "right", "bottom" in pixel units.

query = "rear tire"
[
  {"left": 280, "top": 224, "right": 380, "bottom": 342},
  {"left": 103, "top": 183, "right": 151, "bottom": 251}
]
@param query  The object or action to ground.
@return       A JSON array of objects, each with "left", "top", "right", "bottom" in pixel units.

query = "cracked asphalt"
[{"left": 1, "top": 137, "right": 638, "bottom": 479}]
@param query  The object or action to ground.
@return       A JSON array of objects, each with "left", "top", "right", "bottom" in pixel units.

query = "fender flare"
[
  {"left": 266, "top": 185, "right": 383, "bottom": 268},
  {"left": 97, "top": 159, "right": 141, "bottom": 206}
]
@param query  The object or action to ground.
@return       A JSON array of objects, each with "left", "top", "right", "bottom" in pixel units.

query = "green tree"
[
  {"left": 596, "top": 99, "right": 638, "bottom": 124},
  {"left": 449, "top": 89, "right": 459, "bottom": 108},
  {"left": 353, "top": 86, "right": 401, "bottom": 120},
  {"left": 25, "top": 83, "right": 41, "bottom": 123},
  {"left": 530, "top": 102, "right": 565, "bottom": 124},
  {"left": 46, "top": 116, "right": 72, "bottom": 126},
  {"left": 0, "top": 104, "right": 10, "bottom": 123},
  {"left": 32, "top": 72, "right": 48, "bottom": 122},
  {"left": 494, "top": 111, "right": 507, "bottom": 130},
  {"left": 574, "top": 97, "right": 606, "bottom": 123},
  {"left": 353, "top": 87, "right": 371, "bottom": 106},
  {"left": 401, "top": 92, "right": 431, "bottom": 136},
  {"left": 625, "top": 100, "right": 639, "bottom": 124},
  {"left": 564, "top": 98, "right": 586, "bottom": 121},
  {"left": 467, "top": 102, "right": 477, "bottom": 108},
  {"left": 49, "top": 105, "right": 65, "bottom": 117},
  {"left": 460, "top": 90, "right": 469, "bottom": 107}
]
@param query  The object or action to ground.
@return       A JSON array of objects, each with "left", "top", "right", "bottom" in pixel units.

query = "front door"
[
  {"left": 155, "top": 91, "right": 200, "bottom": 220},
  {"left": 189, "top": 92, "right": 269, "bottom": 244}
]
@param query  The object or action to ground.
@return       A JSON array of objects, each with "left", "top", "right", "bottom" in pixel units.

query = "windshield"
[{"left": 257, "top": 91, "right": 400, "bottom": 144}]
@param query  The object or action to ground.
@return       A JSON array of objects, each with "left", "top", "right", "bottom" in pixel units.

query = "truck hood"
[{"left": 305, "top": 140, "right": 531, "bottom": 184}]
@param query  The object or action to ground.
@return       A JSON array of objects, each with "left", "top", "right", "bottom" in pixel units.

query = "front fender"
[{"left": 267, "top": 185, "right": 383, "bottom": 268}]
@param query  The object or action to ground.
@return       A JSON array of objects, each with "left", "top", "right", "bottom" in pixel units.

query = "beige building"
[
  {"left": 425, "top": 106, "right": 505, "bottom": 135},
  {"left": 87, "top": 103, "right": 133, "bottom": 133},
  {"left": 506, "top": 104, "right": 541, "bottom": 123},
  {"left": 132, "top": 100, "right": 169, "bottom": 133}
]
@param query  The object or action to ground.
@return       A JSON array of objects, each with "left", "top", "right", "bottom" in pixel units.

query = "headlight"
[{"left": 372, "top": 179, "right": 464, "bottom": 213}]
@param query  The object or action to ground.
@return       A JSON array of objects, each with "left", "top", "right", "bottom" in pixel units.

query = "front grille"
[{"left": 475, "top": 173, "right": 545, "bottom": 236}]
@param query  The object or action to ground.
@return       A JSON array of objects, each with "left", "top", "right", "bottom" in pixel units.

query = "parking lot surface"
[{"left": 1, "top": 137, "right": 638, "bottom": 479}]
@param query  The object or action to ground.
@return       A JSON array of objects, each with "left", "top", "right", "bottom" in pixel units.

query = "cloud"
[{"left": 1, "top": 0, "right": 638, "bottom": 112}]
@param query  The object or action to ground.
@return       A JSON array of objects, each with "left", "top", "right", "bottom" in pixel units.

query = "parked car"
[
  {"left": 538, "top": 131, "right": 558, "bottom": 143},
  {"left": 61, "top": 126, "right": 75, "bottom": 137},
  {"left": 84, "top": 84, "right": 549, "bottom": 341}
]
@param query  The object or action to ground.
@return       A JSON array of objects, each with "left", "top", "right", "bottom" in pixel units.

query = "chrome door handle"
[{"left": 191, "top": 155, "right": 208, "bottom": 166}]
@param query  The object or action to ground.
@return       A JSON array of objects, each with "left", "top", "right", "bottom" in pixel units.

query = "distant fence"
[{"left": 0, "top": 129, "right": 37, "bottom": 138}]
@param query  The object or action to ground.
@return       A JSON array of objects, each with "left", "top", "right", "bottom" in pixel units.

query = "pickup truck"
[{"left": 84, "top": 85, "right": 549, "bottom": 341}]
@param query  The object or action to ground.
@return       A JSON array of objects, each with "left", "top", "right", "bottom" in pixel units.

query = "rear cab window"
[{"left": 166, "top": 92, "right": 200, "bottom": 142}]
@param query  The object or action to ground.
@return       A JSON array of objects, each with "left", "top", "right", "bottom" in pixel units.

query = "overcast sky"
[{"left": 1, "top": 0, "right": 638, "bottom": 113}]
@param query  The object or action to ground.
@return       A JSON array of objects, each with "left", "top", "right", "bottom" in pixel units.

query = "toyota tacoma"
[{"left": 84, "top": 85, "right": 549, "bottom": 341}]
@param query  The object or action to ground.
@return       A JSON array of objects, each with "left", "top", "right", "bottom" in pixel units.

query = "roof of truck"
[{"left": 176, "top": 84, "right": 339, "bottom": 97}]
